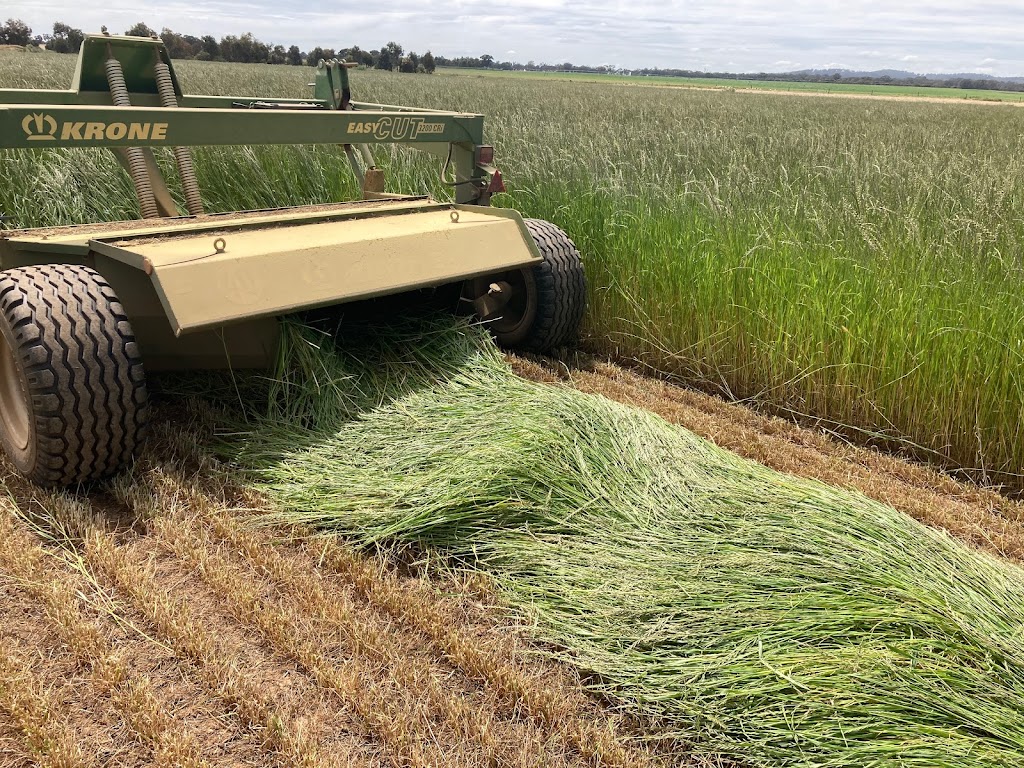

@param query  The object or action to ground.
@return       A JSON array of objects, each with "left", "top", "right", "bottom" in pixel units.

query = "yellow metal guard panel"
[{"left": 115, "top": 207, "right": 539, "bottom": 334}]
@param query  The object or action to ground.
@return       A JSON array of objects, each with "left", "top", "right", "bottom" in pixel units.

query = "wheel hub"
[
  {"left": 0, "top": 332, "right": 30, "bottom": 451},
  {"left": 469, "top": 268, "right": 536, "bottom": 338}
]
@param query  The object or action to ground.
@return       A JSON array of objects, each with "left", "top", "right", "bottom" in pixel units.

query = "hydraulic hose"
[
  {"left": 104, "top": 55, "right": 159, "bottom": 219},
  {"left": 154, "top": 60, "right": 204, "bottom": 216}
]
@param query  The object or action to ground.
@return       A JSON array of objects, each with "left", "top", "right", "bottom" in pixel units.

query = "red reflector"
[
  {"left": 487, "top": 169, "right": 505, "bottom": 194},
  {"left": 476, "top": 145, "right": 495, "bottom": 165}
]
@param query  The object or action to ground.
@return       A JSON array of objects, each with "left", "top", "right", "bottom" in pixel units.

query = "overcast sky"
[{"left": 7, "top": 1, "right": 1024, "bottom": 76}]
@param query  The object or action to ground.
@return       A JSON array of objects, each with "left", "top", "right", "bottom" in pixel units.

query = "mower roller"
[{"left": 0, "top": 34, "right": 586, "bottom": 486}]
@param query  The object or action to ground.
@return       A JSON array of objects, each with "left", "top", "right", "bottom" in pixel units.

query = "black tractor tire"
[
  {"left": 0, "top": 264, "right": 149, "bottom": 487},
  {"left": 475, "top": 218, "right": 586, "bottom": 353}
]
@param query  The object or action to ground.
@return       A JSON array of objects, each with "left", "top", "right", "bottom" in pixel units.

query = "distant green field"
[{"left": 439, "top": 66, "right": 1024, "bottom": 102}]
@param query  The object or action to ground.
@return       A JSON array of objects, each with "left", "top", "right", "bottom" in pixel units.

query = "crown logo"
[{"left": 22, "top": 113, "right": 57, "bottom": 141}]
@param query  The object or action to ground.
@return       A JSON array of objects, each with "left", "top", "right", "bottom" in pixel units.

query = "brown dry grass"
[
  {"left": 510, "top": 353, "right": 1024, "bottom": 563},
  {"left": 305, "top": 536, "right": 655, "bottom": 766},
  {"left": 0, "top": 476, "right": 382, "bottom": 768},
  {"left": 0, "top": 649, "right": 92, "bottom": 768},
  {"left": 154, "top": 516, "right": 463, "bottom": 768},
  {"left": 82, "top": 524, "right": 354, "bottom": 768},
  {"left": 0, "top": 505, "right": 211, "bottom": 768}
]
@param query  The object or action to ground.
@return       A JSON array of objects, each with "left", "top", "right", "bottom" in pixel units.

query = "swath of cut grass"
[
  {"left": 507, "top": 354, "right": 1024, "bottom": 563},
  {"left": 217, "top": 319, "right": 1024, "bottom": 768}
]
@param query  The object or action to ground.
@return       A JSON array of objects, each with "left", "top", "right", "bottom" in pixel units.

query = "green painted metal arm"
[
  {"left": 0, "top": 36, "right": 485, "bottom": 148},
  {"left": 0, "top": 34, "right": 500, "bottom": 205},
  {"left": 0, "top": 104, "right": 484, "bottom": 148},
  {"left": 0, "top": 89, "right": 330, "bottom": 108}
]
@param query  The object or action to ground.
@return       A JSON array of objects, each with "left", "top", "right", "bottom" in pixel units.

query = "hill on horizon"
[{"left": 792, "top": 67, "right": 1024, "bottom": 83}]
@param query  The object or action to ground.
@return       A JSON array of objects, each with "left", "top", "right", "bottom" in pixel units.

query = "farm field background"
[
  {"left": 5, "top": 48, "right": 1024, "bottom": 766},
  {"left": 440, "top": 65, "right": 1024, "bottom": 102},
  {"left": 4, "top": 50, "right": 1024, "bottom": 484}
]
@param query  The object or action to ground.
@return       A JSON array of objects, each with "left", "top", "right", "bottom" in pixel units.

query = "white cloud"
[{"left": 7, "top": 0, "right": 1024, "bottom": 76}]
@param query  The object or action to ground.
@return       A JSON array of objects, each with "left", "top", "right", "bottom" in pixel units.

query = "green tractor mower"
[{"left": 0, "top": 34, "right": 586, "bottom": 486}]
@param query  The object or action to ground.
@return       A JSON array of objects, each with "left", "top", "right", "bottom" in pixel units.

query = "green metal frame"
[{"left": 0, "top": 34, "right": 498, "bottom": 205}]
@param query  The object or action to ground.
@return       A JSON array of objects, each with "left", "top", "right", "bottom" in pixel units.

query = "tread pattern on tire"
[
  {"left": 0, "top": 264, "right": 149, "bottom": 486},
  {"left": 521, "top": 218, "right": 587, "bottom": 352}
]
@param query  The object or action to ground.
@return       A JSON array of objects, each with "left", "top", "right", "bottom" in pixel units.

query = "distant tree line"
[
  {"left": 612, "top": 67, "right": 1024, "bottom": 93},
  {"left": 0, "top": 19, "right": 437, "bottom": 73},
  {"left": 3, "top": 17, "right": 1021, "bottom": 93},
  {"left": 432, "top": 56, "right": 1024, "bottom": 93}
]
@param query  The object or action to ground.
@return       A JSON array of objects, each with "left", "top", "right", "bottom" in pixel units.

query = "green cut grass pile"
[{"left": 217, "top": 319, "right": 1024, "bottom": 768}]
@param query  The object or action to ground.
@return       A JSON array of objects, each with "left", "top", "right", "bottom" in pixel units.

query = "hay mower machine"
[{"left": 0, "top": 34, "right": 585, "bottom": 486}]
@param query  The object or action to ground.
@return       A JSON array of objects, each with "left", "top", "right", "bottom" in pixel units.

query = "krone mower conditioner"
[{"left": 0, "top": 35, "right": 586, "bottom": 486}]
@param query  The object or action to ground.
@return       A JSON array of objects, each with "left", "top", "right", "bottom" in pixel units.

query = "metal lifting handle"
[
  {"left": 104, "top": 53, "right": 159, "bottom": 219},
  {"left": 154, "top": 59, "right": 204, "bottom": 216}
]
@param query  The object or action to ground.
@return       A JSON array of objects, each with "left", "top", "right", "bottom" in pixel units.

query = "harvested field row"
[
  {"left": 0, "top": 507, "right": 220, "bottom": 768},
  {"left": 4, "top": 316, "right": 1024, "bottom": 767},
  {"left": 0, "top": 419, "right": 668, "bottom": 768},
  {"left": 509, "top": 354, "right": 1024, "bottom": 563},
  {"left": 0, "top": 649, "right": 94, "bottom": 768}
]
